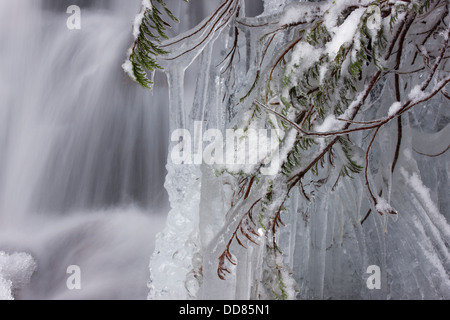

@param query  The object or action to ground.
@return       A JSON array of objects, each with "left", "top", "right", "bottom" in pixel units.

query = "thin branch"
[
  {"left": 164, "top": 0, "right": 239, "bottom": 60},
  {"left": 161, "top": 0, "right": 233, "bottom": 48},
  {"left": 364, "top": 127, "right": 381, "bottom": 208},
  {"left": 414, "top": 144, "right": 450, "bottom": 157}
]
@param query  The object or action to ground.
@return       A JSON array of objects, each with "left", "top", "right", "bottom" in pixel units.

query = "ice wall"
[{"left": 149, "top": 0, "right": 449, "bottom": 300}]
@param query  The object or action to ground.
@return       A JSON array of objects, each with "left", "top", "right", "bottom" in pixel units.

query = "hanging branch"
[
  {"left": 218, "top": 198, "right": 262, "bottom": 280},
  {"left": 227, "top": 0, "right": 449, "bottom": 252},
  {"left": 123, "top": 0, "right": 240, "bottom": 88},
  {"left": 123, "top": 0, "right": 189, "bottom": 89}
]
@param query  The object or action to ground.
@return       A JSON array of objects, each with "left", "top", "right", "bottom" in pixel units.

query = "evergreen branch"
[{"left": 123, "top": 0, "right": 188, "bottom": 89}]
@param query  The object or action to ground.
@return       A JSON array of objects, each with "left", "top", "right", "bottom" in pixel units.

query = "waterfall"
[{"left": 0, "top": 0, "right": 170, "bottom": 299}]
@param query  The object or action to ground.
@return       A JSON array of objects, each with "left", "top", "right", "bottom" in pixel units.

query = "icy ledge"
[{"left": 0, "top": 252, "right": 36, "bottom": 300}]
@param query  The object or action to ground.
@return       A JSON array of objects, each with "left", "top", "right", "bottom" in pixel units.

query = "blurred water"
[
  {"left": 0, "top": 0, "right": 170, "bottom": 299},
  {"left": 0, "top": 0, "right": 265, "bottom": 300}
]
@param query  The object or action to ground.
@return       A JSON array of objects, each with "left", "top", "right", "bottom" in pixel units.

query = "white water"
[{"left": 0, "top": 0, "right": 170, "bottom": 299}]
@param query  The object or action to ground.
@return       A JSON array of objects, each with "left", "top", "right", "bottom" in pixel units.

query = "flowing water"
[{"left": 0, "top": 0, "right": 171, "bottom": 299}]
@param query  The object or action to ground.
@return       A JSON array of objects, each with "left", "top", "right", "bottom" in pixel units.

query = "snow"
[
  {"left": 400, "top": 169, "right": 445, "bottom": 227},
  {"left": 375, "top": 197, "right": 395, "bottom": 215},
  {"left": 288, "top": 42, "right": 322, "bottom": 81},
  {"left": 366, "top": 5, "right": 382, "bottom": 40},
  {"left": 342, "top": 85, "right": 369, "bottom": 119},
  {"left": 313, "top": 86, "right": 369, "bottom": 133},
  {"left": 122, "top": 0, "right": 155, "bottom": 79},
  {"left": 315, "top": 115, "right": 340, "bottom": 133},
  {"left": 388, "top": 101, "right": 402, "bottom": 117},
  {"left": 0, "top": 252, "right": 36, "bottom": 300},
  {"left": 121, "top": 49, "right": 136, "bottom": 81},
  {"left": 279, "top": 1, "right": 324, "bottom": 25},
  {"left": 0, "top": 277, "right": 12, "bottom": 300},
  {"left": 326, "top": 8, "right": 366, "bottom": 60},
  {"left": 133, "top": 0, "right": 153, "bottom": 39},
  {"left": 408, "top": 84, "right": 426, "bottom": 101},
  {"left": 319, "top": 64, "right": 328, "bottom": 84}
]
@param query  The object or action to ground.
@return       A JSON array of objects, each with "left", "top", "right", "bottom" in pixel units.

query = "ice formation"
[{"left": 146, "top": 0, "right": 450, "bottom": 300}]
